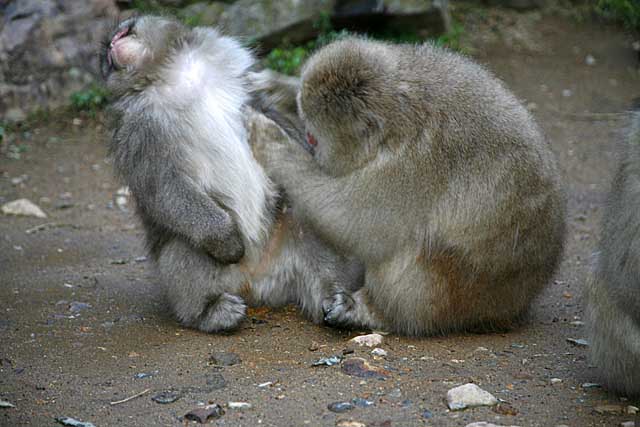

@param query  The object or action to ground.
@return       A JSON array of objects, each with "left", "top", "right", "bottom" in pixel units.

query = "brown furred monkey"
[
  {"left": 253, "top": 37, "right": 566, "bottom": 336},
  {"left": 586, "top": 110, "right": 640, "bottom": 397},
  {"left": 101, "top": 15, "right": 363, "bottom": 333}
]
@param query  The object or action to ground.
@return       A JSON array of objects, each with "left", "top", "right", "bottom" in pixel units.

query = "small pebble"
[
  {"left": 55, "top": 417, "right": 96, "bottom": 427},
  {"left": 184, "top": 404, "right": 224, "bottom": 423},
  {"left": 550, "top": 378, "right": 562, "bottom": 384},
  {"left": 620, "top": 422, "right": 635, "bottom": 427},
  {"left": 151, "top": 391, "right": 180, "bottom": 404},
  {"left": 562, "top": 89, "right": 573, "bottom": 98},
  {"left": 581, "top": 382, "right": 601, "bottom": 389},
  {"left": 311, "top": 355, "right": 342, "bottom": 367},
  {"left": 447, "top": 383, "right": 498, "bottom": 411},
  {"left": 0, "top": 400, "right": 15, "bottom": 408},
  {"left": 465, "top": 423, "right": 521, "bottom": 427},
  {"left": 371, "top": 348, "right": 387, "bottom": 357},
  {"left": 585, "top": 54, "right": 596, "bottom": 66},
  {"left": 421, "top": 409, "right": 433, "bottom": 419},
  {"left": 336, "top": 421, "right": 365, "bottom": 427},
  {"left": 566, "top": 338, "right": 589, "bottom": 347},
  {"left": 351, "top": 397, "right": 374, "bottom": 408},
  {"left": 2, "top": 199, "right": 47, "bottom": 218},
  {"left": 228, "top": 402, "right": 252, "bottom": 410},
  {"left": 328, "top": 401, "right": 354, "bottom": 413},
  {"left": 349, "top": 333, "right": 383, "bottom": 347},
  {"left": 341, "top": 358, "right": 389, "bottom": 379},
  {"left": 258, "top": 381, "right": 273, "bottom": 388}
]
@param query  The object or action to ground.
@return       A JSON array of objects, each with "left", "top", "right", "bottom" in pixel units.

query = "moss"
[
  {"left": 70, "top": 84, "right": 109, "bottom": 113},
  {"left": 597, "top": 0, "right": 640, "bottom": 31}
]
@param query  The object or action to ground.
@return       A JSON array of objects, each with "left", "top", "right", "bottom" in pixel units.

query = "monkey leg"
[{"left": 156, "top": 238, "right": 247, "bottom": 332}]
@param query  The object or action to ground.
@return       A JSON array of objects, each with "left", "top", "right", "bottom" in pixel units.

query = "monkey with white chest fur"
[{"left": 101, "top": 16, "right": 362, "bottom": 332}]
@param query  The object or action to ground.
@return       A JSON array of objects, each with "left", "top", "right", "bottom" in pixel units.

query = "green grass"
[
  {"left": 597, "top": 0, "right": 640, "bottom": 31},
  {"left": 70, "top": 85, "right": 109, "bottom": 113}
]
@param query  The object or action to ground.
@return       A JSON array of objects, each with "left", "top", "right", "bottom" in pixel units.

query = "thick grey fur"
[
  {"left": 253, "top": 37, "right": 566, "bottom": 336},
  {"left": 102, "top": 16, "right": 361, "bottom": 332},
  {"left": 586, "top": 110, "right": 640, "bottom": 397}
]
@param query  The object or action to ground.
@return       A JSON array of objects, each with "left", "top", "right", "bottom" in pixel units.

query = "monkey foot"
[
  {"left": 322, "top": 290, "right": 380, "bottom": 330},
  {"left": 197, "top": 293, "right": 247, "bottom": 333}
]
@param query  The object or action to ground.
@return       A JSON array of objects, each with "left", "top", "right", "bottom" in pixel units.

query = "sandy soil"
[{"left": 1, "top": 7, "right": 639, "bottom": 427}]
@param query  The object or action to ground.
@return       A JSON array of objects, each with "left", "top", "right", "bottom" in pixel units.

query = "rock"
[
  {"left": 349, "top": 333, "right": 383, "bottom": 347},
  {"left": 2, "top": 199, "right": 47, "bottom": 218},
  {"left": 336, "top": 421, "right": 366, "bottom": 427},
  {"left": 180, "top": 2, "right": 227, "bottom": 26},
  {"left": 493, "top": 402, "right": 518, "bottom": 416},
  {"left": 482, "top": 0, "right": 545, "bottom": 10},
  {"left": 328, "top": 401, "right": 355, "bottom": 413},
  {"left": 550, "top": 378, "right": 562, "bottom": 384},
  {"left": 334, "top": 0, "right": 447, "bottom": 34},
  {"left": 151, "top": 390, "right": 180, "bottom": 404},
  {"left": 4, "top": 107, "right": 26, "bottom": 123},
  {"left": 341, "top": 357, "right": 389, "bottom": 379},
  {"left": 0, "top": 0, "right": 119, "bottom": 117},
  {"left": 0, "top": 400, "right": 15, "bottom": 408},
  {"left": 205, "top": 373, "right": 227, "bottom": 390},
  {"left": 421, "top": 409, "right": 433, "bottom": 419},
  {"left": 68, "top": 302, "right": 91, "bottom": 314},
  {"left": 184, "top": 404, "right": 225, "bottom": 423},
  {"left": 55, "top": 417, "right": 96, "bottom": 427},
  {"left": 311, "top": 355, "right": 342, "bottom": 366},
  {"left": 594, "top": 404, "right": 623, "bottom": 415},
  {"left": 581, "top": 382, "right": 601, "bottom": 389},
  {"left": 114, "top": 186, "right": 130, "bottom": 210},
  {"left": 209, "top": 352, "right": 242, "bottom": 366},
  {"left": 585, "top": 54, "right": 596, "bottom": 66},
  {"left": 566, "top": 338, "right": 589, "bottom": 347},
  {"left": 228, "top": 401, "right": 252, "bottom": 410},
  {"left": 351, "top": 397, "right": 374, "bottom": 408},
  {"left": 218, "top": 0, "right": 335, "bottom": 49},
  {"left": 446, "top": 384, "right": 498, "bottom": 411},
  {"left": 620, "top": 422, "right": 635, "bottom": 427},
  {"left": 465, "top": 423, "right": 521, "bottom": 427},
  {"left": 627, "top": 406, "right": 639, "bottom": 414}
]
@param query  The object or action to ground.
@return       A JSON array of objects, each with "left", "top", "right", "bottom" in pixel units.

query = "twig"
[
  {"left": 25, "top": 222, "right": 79, "bottom": 234},
  {"left": 109, "top": 388, "right": 150, "bottom": 406}
]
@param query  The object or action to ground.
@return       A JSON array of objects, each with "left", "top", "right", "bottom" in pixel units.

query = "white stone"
[
  {"left": 620, "top": 422, "right": 635, "bottom": 427},
  {"left": 0, "top": 400, "right": 15, "bottom": 408},
  {"left": 550, "top": 378, "right": 562, "bottom": 384},
  {"left": 447, "top": 383, "right": 498, "bottom": 411},
  {"left": 585, "top": 54, "right": 596, "bottom": 66},
  {"left": 228, "top": 401, "right": 252, "bottom": 410},
  {"left": 466, "top": 423, "right": 521, "bottom": 427},
  {"left": 626, "top": 405, "right": 639, "bottom": 414},
  {"left": 349, "top": 333, "right": 383, "bottom": 347},
  {"left": 2, "top": 198, "right": 47, "bottom": 218},
  {"left": 371, "top": 348, "right": 387, "bottom": 357}
]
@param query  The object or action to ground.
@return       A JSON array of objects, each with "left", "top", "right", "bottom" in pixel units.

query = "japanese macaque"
[
  {"left": 101, "top": 16, "right": 362, "bottom": 332},
  {"left": 586, "top": 110, "right": 640, "bottom": 396},
  {"left": 253, "top": 37, "right": 566, "bottom": 336}
]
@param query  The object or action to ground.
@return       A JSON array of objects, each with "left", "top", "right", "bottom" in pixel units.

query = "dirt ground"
[{"left": 2, "top": 8, "right": 640, "bottom": 427}]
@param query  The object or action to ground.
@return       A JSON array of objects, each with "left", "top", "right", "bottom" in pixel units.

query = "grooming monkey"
[
  {"left": 253, "top": 37, "right": 566, "bottom": 336},
  {"left": 101, "top": 16, "right": 362, "bottom": 332},
  {"left": 586, "top": 110, "right": 640, "bottom": 396}
]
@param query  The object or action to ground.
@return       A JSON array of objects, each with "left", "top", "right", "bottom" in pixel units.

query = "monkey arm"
[
  {"left": 112, "top": 124, "right": 245, "bottom": 264},
  {"left": 257, "top": 137, "right": 400, "bottom": 260}
]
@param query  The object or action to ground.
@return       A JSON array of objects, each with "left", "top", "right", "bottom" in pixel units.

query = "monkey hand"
[
  {"left": 200, "top": 224, "right": 245, "bottom": 264},
  {"left": 249, "top": 110, "right": 312, "bottom": 183}
]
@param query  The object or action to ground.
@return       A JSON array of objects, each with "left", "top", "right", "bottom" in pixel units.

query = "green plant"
[
  {"left": 597, "top": 0, "right": 640, "bottom": 31},
  {"left": 435, "top": 21, "right": 466, "bottom": 52},
  {"left": 70, "top": 85, "right": 109, "bottom": 113}
]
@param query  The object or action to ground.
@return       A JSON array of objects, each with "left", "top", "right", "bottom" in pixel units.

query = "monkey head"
[
  {"left": 100, "top": 16, "right": 185, "bottom": 95},
  {"left": 298, "top": 38, "right": 404, "bottom": 176}
]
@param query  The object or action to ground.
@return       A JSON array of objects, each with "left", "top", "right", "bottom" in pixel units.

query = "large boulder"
[{"left": 0, "top": 0, "right": 118, "bottom": 121}]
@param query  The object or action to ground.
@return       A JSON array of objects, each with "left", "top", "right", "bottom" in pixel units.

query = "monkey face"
[{"left": 100, "top": 16, "right": 184, "bottom": 87}]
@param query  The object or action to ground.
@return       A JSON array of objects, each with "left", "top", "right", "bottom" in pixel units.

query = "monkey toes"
[{"left": 197, "top": 293, "right": 247, "bottom": 332}]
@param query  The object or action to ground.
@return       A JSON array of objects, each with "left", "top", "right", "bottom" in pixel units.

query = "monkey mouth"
[
  {"left": 305, "top": 132, "right": 318, "bottom": 154},
  {"left": 101, "top": 18, "right": 135, "bottom": 77}
]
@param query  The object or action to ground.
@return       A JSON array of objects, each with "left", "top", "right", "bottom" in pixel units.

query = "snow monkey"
[
  {"left": 101, "top": 15, "right": 363, "bottom": 332},
  {"left": 586, "top": 109, "right": 640, "bottom": 397},
  {"left": 252, "top": 37, "right": 567, "bottom": 336}
]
